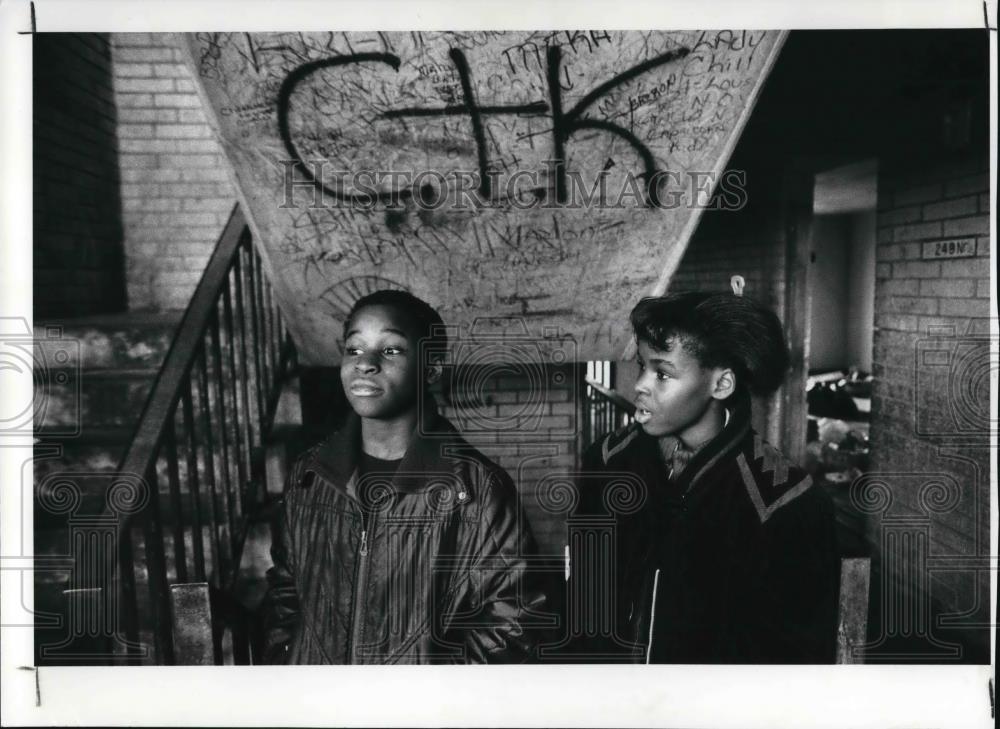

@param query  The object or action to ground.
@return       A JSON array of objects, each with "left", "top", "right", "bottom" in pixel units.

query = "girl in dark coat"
[{"left": 569, "top": 291, "right": 839, "bottom": 663}]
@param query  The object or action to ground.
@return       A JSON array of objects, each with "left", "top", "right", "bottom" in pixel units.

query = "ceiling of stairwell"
[{"left": 179, "top": 30, "right": 784, "bottom": 365}]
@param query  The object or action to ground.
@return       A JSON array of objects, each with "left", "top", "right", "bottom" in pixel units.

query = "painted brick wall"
[
  {"left": 34, "top": 33, "right": 127, "bottom": 318},
  {"left": 869, "top": 152, "right": 991, "bottom": 660},
  {"left": 111, "top": 33, "right": 237, "bottom": 311},
  {"left": 663, "top": 200, "right": 790, "bottom": 444},
  {"left": 668, "top": 206, "right": 786, "bottom": 315},
  {"left": 438, "top": 363, "right": 581, "bottom": 556}
]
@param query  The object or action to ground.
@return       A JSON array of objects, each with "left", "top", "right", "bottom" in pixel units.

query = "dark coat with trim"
[
  {"left": 571, "top": 395, "right": 839, "bottom": 663},
  {"left": 261, "top": 408, "right": 549, "bottom": 664}
]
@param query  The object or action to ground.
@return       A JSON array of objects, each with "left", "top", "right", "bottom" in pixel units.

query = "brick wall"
[
  {"left": 869, "top": 152, "right": 991, "bottom": 661},
  {"left": 663, "top": 198, "right": 791, "bottom": 444},
  {"left": 438, "top": 363, "right": 580, "bottom": 556},
  {"left": 111, "top": 33, "right": 237, "bottom": 311},
  {"left": 668, "top": 205, "right": 786, "bottom": 315},
  {"left": 34, "top": 33, "right": 127, "bottom": 318}
]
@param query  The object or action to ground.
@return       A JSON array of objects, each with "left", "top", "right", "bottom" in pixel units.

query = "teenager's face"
[
  {"left": 632, "top": 337, "right": 720, "bottom": 440},
  {"left": 341, "top": 304, "right": 422, "bottom": 421}
]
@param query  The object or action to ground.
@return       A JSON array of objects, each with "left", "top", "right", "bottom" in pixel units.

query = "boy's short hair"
[
  {"left": 630, "top": 291, "right": 790, "bottom": 396},
  {"left": 345, "top": 289, "right": 448, "bottom": 355}
]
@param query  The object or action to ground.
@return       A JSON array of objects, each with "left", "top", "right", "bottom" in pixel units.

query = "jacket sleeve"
[
  {"left": 259, "top": 458, "right": 306, "bottom": 664},
  {"left": 455, "top": 468, "right": 553, "bottom": 664}
]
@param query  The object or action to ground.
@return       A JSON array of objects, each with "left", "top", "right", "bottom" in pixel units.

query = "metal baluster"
[
  {"left": 182, "top": 377, "right": 207, "bottom": 583},
  {"left": 266, "top": 267, "right": 281, "bottom": 398},
  {"left": 164, "top": 418, "right": 188, "bottom": 583},
  {"left": 142, "top": 463, "right": 174, "bottom": 665},
  {"left": 591, "top": 389, "right": 597, "bottom": 442},
  {"left": 222, "top": 276, "right": 248, "bottom": 521},
  {"left": 196, "top": 346, "right": 223, "bottom": 586},
  {"left": 252, "top": 249, "right": 274, "bottom": 406},
  {"left": 587, "top": 388, "right": 594, "bottom": 443},
  {"left": 232, "top": 255, "right": 256, "bottom": 492},
  {"left": 589, "top": 390, "right": 594, "bottom": 441},
  {"left": 117, "top": 521, "right": 140, "bottom": 664},
  {"left": 277, "top": 309, "right": 288, "bottom": 371},
  {"left": 210, "top": 305, "right": 240, "bottom": 572},
  {"left": 262, "top": 272, "right": 280, "bottom": 387},
  {"left": 592, "top": 395, "right": 598, "bottom": 441},
  {"left": 594, "top": 392, "right": 608, "bottom": 440},
  {"left": 271, "top": 273, "right": 285, "bottom": 366},
  {"left": 243, "top": 242, "right": 267, "bottom": 433},
  {"left": 593, "top": 395, "right": 599, "bottom": 439}
]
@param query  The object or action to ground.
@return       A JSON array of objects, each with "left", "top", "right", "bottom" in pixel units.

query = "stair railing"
[
  {"left": 583, "top": 377, "right": 635, "bottom": 448},
  {"left": 104, "top": 203, "right": 295, "bottom": 665}
]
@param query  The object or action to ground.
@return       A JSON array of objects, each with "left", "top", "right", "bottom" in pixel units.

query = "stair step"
[
  {"left": 34, "top": 312, "right": 181, "bottom": 371},
  {"left": 34, "top": 312, "right": 180, "bottom": 434},
  {"left": 38, "top": 368, "right": 156, "bottom": 431},
  {"left": 34, "top": 426, "right": 132, "bottom": 472},
  {"left": 36, "top": 425, "right": 135, "bottom": 446},
  {"left": 34, "top": 438, "right": 128, "bottom": 479},
  {"left": 34, "top": 436, "right": 131, "bottom": 528}
]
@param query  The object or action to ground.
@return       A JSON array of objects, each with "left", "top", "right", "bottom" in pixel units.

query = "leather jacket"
[{"left": 261, "top": 407, "right": 551, "bottom": 664}]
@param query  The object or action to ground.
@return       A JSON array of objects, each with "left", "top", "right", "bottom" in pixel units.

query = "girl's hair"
[
  {"left": 344, "top": 289, "right": 448, "bottom": 353},
  {"left": 629, "top": 291, "right": 790, "bottom": 396}
]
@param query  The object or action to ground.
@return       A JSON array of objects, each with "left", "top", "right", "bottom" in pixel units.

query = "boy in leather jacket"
[
  {"left": 262, "top": 290, "right": 549, "bottom": 664},
  {"left": 568, "top": 291, "right": 839, "bottom": 663}
]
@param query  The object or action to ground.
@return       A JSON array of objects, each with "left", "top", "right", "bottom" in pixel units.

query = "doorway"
[
  {"left": 808, "top": 159, "right": 878, "bottom": 374},
  {"left": 804, "top": 158, "right": 878, "bottom": 556}
]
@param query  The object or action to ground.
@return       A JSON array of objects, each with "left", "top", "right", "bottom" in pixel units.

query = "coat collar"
[
  {"left": 670, "top": 392, "right": 752, "bottom": 496},
  {"left": 308, "top": 395, "right": 470, "bottom": 496},
  {"left": 631, "top": 393, "right": 752, "bottom": 501}
]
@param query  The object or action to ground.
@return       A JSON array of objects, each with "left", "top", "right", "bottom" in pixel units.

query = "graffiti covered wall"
[{"left": 180, "top": 30, "right": 784, "bottom": 364}]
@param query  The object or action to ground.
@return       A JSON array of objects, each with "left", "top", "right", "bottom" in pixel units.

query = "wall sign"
[{"left": 922, "top": 238, "right": 977, "bottom": 260}]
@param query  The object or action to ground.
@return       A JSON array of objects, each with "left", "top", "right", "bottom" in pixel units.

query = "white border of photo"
[{"left": 1, "top": 1, "right": 995, "bottom": 727}]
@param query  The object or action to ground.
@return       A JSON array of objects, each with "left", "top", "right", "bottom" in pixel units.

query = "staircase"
[
  {"left": 33, "top": 312, "right": 181, "bottom": 664},
  {"left": 34, "top": 312, "right": 181, "bottom": 488},
  {"left": 33, "top": 205, "right": 300, "bottom": 665}
]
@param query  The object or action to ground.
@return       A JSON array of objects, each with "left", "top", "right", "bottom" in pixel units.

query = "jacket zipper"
[
  {"left": 348, "top": 501, "right": 375, "bottom": 664},
  {"left": 645, "top": 568, "right": 661, "bottom": 664}
]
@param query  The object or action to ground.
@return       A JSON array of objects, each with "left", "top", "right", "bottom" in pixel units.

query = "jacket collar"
[
  {"left": 664, "top": 392, "right": 753, "bottom": 497},
  {"left": 308, "top": 395, "right": 468, "bottom": 496}
]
